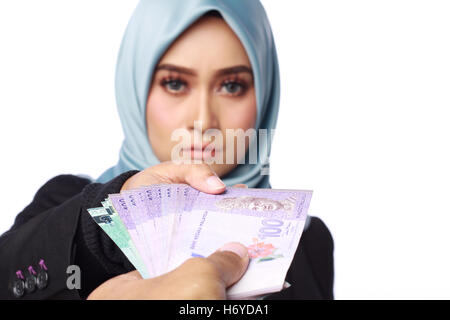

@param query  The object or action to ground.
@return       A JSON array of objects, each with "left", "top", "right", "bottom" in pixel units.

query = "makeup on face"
[
  {"left": 155, "top": 64, "right": 253, "bottom": 98},
  {"left": 146, "top": 15, "right": 257, "bottom": 177}
]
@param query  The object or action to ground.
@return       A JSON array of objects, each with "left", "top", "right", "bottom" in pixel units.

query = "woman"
[{"left": 0, "top": 0, "right": 334, "bottom": 299}]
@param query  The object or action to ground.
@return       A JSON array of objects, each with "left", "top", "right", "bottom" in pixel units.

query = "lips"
[
  {"left": 182, "top": 142, "right": 217, "bottom": 159},
  {"left": 191, "top": 142, "right": 212, "bottom": 151}
]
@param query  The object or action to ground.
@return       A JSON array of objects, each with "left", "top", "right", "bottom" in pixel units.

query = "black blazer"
[{"left": 0, "top": 171, "right": 334, "bottom": 299}]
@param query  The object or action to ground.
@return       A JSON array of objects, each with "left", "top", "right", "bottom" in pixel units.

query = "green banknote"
[{"left": 87, "top": 203, "right": 149, "bottom": 278}]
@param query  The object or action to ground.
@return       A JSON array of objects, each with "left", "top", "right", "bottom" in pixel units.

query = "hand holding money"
[
  {"left": 87, "top": 242, "right": 249, "bottom": 300},
  {"left": 88, "top": 161, "right": 312, "bottom": 299},
  {"left": 121, "top": 161, "right": 227, "bottom": 194}
]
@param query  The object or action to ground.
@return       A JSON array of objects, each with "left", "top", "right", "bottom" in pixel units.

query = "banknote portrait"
[{"left": 215, "top": 196, "right": 295, "bottom": 212}]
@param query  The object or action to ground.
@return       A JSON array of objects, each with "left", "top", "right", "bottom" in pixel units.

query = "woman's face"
[{"left": 146, "top": 15, "right": 257, "bottom": 178}]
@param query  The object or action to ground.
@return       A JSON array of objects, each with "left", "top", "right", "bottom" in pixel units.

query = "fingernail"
[
  {"left": 206, "top": 175, "right": 225, "bottom": 189},
  {"left": 219, "top": 242, "right": 248, "bottom": 258}
]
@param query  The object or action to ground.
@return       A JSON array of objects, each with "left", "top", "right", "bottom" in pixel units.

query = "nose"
[{"left": 187, "top": 87, "right": 219, "bottom": 134}]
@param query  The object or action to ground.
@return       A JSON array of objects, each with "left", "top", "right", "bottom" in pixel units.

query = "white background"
[{"left": 1, "top": 1, "right": 449, "bottom": 299}]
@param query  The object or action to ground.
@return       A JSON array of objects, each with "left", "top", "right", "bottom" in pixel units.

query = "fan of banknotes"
[{"left": 87, "top": 184, "right": 312, "bottom": 299}]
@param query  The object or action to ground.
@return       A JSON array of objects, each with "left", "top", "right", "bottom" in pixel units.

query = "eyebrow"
[{"left": 155, "top": 64, "right": 253, "bottom": 78}]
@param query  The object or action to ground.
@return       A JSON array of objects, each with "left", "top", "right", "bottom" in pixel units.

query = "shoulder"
[
  {"left": 38, "top": 174, "right": 92, "bottom": 189},
  {"left": 22, "top": 174, "right": 92, "bottom": 219},
  {"left": 33, "top": 174, "right": 92, "bottom": 205},
  {"left": 306, "top": 216, "right": 334, "bottom": 249},
  {"left": 3, "top": 174, "right": 92, "bottom": 240},
  {"left": 38, "top": 174, "right": 92, "bottom": 192}
]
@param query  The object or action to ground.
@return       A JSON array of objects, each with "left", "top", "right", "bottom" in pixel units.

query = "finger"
[
  {"left": 206, "top": 242, "right": 250, "bottom": 288},
  {"left": 233, "top": 184, "right": 248, "bottom": 188},
  {"left": 154, "top": 162, "right": 226, "bottom": 194},
  {"left": 119, "top": 270, "right": 143, "bottom": 281},
  {"left": 86, "top": 270, "right": 143, "bottom": 300}
]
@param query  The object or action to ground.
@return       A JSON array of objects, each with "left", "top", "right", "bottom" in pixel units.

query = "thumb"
[{"left": 206, "top": 242, "right": 250, "bottom": 288}]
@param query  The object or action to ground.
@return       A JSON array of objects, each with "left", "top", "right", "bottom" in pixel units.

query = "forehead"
[{"left": 158, "top": 16, "right": 251, "bottom": 70}]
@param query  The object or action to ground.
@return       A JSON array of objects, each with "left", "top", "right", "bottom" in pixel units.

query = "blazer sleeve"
[{"left": 0, "top": 170, "right": 138, "bottom": 300}]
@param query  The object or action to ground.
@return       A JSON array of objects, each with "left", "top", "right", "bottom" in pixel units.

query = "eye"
[
  {"left": 219, "top": 81, "right": 246, "bottom": 96},
  {"left": 224, "top": 82, "right": 241, "bottom": 93},
  {"left": 161, "top": 78, "right": 187, "bottom": 94}
]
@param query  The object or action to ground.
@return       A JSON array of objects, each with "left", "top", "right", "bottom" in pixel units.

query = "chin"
[{"left": 209, "top": 163, "right": 238, "bottom": 178}]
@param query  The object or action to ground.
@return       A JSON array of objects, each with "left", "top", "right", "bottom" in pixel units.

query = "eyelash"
[{"left": 159, "top": 76, "right": 248, "bottom": 97}]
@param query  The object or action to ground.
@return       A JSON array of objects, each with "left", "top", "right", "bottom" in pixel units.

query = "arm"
[
  {"left": 0, "top": 171, "right": 138, "bottom": 299},
  {"left": 1, "top": 162, "right": 251, "bottom": 300}
]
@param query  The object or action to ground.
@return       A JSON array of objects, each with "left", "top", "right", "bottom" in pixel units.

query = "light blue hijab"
[{"left": 96, "top": 0, "right": 281, "bottom": 188}]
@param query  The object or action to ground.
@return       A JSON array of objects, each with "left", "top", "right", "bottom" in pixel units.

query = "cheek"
[
  {"left": 147, "top": 93, "right": 179, "bottom": 131},
  {"left": 219, "top": 94, "right": 257, "bottom": 130},
  {"left": 146, "top": 89, "right": 185, "bottom": 160},
  {"left": 146, "top": 88, "right": 190, "bottom": 139}
]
